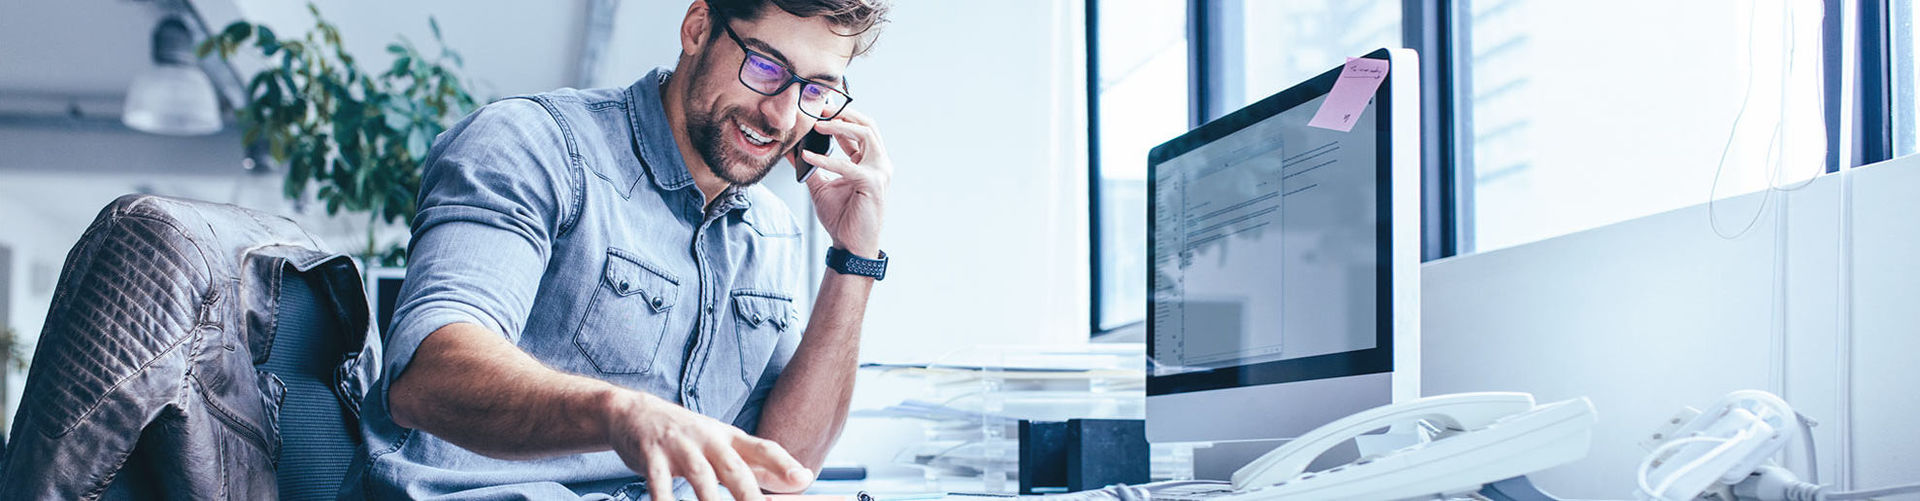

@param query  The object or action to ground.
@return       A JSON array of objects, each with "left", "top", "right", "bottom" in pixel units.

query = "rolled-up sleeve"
[{"left": 378, "top": 98, "right": 580, "bottom": 416}]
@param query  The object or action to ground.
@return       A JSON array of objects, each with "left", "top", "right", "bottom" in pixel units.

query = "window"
[
  {"left": 1459, "top": 0, "right": 1827, "bottom": 251},
  {"left": 1092, "top": 0, "right": 1888, "bottom": 335},
  {"left": 1205, "top": 1, "right": 1402, "bottom": 119},
  {"left": 1091, "top": 0, "right": 1187, "bottom": 333}
]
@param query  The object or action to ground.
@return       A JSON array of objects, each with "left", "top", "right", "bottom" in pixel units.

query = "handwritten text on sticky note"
[{"left": 1307, "top": 57, "right": 1389, "bottom": 132}]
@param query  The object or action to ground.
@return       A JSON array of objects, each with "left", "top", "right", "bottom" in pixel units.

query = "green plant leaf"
[
  {"left": 284, "top": 161, "right": 309, "bottom": 199},
  {"left": 269, "top": 134, "right": 287, "bottom": 162},
  {"left": 388, "top": 56, "right": 411, "bottom": 78},
  {"left": 407, "top": 126, "right": 428, "bottom": 161},
  {"left": 380, "top": 244, "right": 408, "bottom": 267},
  {"left": 257, "top": 25, "right": 280, "bottom": 54},
  {"left": 383, "top": 104, "right": 412, "bottom": 132},
  {"left": 221, "top": 22, "right": 253, "bottom": 44},
  {"left": 207, "top": 2, "right": 486, "bottom": 252}
]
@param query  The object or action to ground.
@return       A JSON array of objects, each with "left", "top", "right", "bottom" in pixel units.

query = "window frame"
[{"left": 1087, "top": 0, "right": 1104, "bottom": 337}]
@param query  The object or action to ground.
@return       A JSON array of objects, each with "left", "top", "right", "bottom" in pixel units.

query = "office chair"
[{"left": 0, "top": 194, "right": 381, "bottom": 500}]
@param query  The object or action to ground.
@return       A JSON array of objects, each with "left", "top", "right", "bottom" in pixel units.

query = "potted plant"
[{"left": 200, "top": 3, "right": 480, "bottom": 265}]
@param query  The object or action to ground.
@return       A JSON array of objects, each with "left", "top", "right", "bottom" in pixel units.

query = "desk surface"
[{"left": 805, "top": 475, "right": 1017, "bottom": 501}]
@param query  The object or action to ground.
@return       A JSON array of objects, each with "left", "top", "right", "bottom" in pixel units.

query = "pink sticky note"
[{"left": 1307, "top": 57, "right": 1390, "bottom": 132}]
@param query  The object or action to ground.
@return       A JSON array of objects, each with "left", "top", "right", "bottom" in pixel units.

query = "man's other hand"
[
  {"left": 608, "top": 391, "right": 815, "bottom": 501},
  {"left": 797, "top": 107, "right": 890, "bottom": 259}
]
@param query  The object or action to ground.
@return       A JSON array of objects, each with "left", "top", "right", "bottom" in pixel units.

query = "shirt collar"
[
  {"left": 628, "top": 67, "right": 695, "bottom": 192},
  {"left": 628, "top": 67, "right": 757, "bottom": 214}
]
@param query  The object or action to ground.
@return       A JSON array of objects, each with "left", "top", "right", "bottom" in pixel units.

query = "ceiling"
[
  {"left": 0, "top": 0, "right": 606, "bottom": 112},
  {"left": 0, "top": 0, "right": 182, "bottom": 98}
]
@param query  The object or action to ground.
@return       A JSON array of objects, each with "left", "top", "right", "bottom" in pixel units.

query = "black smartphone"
[{"left": 795, "top": 129, "right": 832, "bottom": 183}]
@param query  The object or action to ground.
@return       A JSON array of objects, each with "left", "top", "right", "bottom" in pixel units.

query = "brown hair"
[{"left": 706, "top": 0, "right": 892, "bottom": 57}]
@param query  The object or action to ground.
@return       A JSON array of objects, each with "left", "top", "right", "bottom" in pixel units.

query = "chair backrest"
[
  {"left": 260, "top": 269, "right": 362, "bottom": 500},
  {"left": 0, "top": 194, "right": 378, "bottom": 500}
]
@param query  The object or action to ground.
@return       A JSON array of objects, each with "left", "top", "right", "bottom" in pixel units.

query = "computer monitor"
[
  {"left": 365, "top": 267, "right": 407, "bottom": 341},
  {"left": 1145, "top": 48, "right": 1421, "bottom": 460}
]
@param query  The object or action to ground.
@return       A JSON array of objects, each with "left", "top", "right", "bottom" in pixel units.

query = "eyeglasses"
[{"left": 721, "top": 23, "right": 853, "bottom": 120}]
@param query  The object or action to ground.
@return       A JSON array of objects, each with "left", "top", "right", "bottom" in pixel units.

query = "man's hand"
[
  {"left": 796, "top": 108, "right": 891, "bottom": 258},
  {"left": 607, "top": 391, "right": 815, "bottom": 501},
  {"left": 392, "top": 324, "right": 814, "bottom": 501}
]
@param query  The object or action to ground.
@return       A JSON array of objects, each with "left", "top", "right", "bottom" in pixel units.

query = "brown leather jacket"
[{"left": 0, "top": 194, "right": 381, "bottom": 499}]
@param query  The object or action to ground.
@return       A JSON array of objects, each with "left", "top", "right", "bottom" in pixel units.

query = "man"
[{"left": 345, "top": 1, "right": 893, "bottom": 499}]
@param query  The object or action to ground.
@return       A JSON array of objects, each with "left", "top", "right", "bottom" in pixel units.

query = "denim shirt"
[{"left": 346, "top": 68, "right": 809, "bottom": 500}]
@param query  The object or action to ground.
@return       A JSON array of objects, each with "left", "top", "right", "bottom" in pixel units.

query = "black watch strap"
[{"left": 825, "top": 247, "right": 887, "bottom": 280}]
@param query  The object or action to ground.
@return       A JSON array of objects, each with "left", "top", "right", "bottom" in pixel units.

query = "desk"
[{"left": 802, "top": 475, "right": 1012, "bottom": 501}]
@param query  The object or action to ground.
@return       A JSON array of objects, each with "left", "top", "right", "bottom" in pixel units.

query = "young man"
[{"left": 345, "top": 1, "right": 893, "bottom": 499}]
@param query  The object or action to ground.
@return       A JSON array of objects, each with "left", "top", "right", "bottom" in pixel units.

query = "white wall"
[
  {"left": 230, "top": 0, "right": 585, "bottom": 98},
  {"left": 1422, "top": 156, "right": 1920, "bottom": 496}
]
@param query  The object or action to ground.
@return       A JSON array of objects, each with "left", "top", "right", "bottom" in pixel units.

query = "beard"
[{"left": 686, "top": 104, "right": 783, "bottom": 186}]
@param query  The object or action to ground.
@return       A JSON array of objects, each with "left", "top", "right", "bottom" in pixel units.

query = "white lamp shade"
[{"left": 122, "top": 64, "right": 223, "bottom": 136}]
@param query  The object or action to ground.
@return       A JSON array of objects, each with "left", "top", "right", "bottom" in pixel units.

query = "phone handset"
[
  {"left": 1220, "top": 392, "right": 1596, "bottom": 501},
  {"left": 794, "top": 129, "right": 833, "bottom": 183},
  {"left": 1231, "top": 392, "right": 1537, "bottom": 490}
]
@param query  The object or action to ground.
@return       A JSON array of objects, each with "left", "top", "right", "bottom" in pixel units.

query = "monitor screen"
[
  {"left": 366, "top": 268, "right": 407, "bottom": 341},
  {"left": 1147, "top": 58, "right": 1394, "bottom": 397}
]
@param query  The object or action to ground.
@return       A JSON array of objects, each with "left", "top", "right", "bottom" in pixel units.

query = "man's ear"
[{"left": 680, "top": 1, "right": 713, "bottom": 59}]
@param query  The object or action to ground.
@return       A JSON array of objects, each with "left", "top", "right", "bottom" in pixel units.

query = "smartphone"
[{"left": 795, "top": 129, "right": 833, "bottom": 183}]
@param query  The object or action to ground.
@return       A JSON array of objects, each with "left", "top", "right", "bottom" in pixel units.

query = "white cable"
[
  {"left": 1734, "top": 465, "right": 1920, "bottom": 501},
  {"left": 1826, "top": 481, "right": 1920, "bottom": 500},
  {"left": 1796, "top": 412, "right": 1820, "bottom": 485},
  {"left": 1733, "top": 465, "right": 1825, "bottom": 501},
  {"left": 1773, "top": 0, "right": 1822, "bottom": 193},
  {"left": 1711, "top": 0, "right": 1826, "bottom": 239},
  {"left": 1658, "top": 428, "right": 1759, "bottom": 496},
  {"left": 1708, "top": 0, "right": 1772, "bottom": 239},
  {"left": 1719, "top": 391, "right": 1816, "bottom": 487},
  {"left": 1638, "top": 436, "right": 1735, "bottom": 501}
]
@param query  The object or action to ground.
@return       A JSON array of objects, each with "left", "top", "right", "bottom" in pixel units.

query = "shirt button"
[
  {"left": 651, "top": 297, "right": 665, "bottom": 309},
  {"left": 705, "top": 303, "right": 716, "bottom": 313},
  {"left": 618, "top": 280, "right": 630, "bottom": 293}
]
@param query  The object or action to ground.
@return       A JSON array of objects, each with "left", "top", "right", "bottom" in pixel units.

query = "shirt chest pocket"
[
  {"left": 574, "top": 248, "right": 681, "bottom": 375},
  {"left": 729, "top": 290, "right": 795, "bottom": 385}
]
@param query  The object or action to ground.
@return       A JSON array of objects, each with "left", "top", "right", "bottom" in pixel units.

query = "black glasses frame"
[{"left": 721, "top": 23, "right": 853, "bottom": 120}]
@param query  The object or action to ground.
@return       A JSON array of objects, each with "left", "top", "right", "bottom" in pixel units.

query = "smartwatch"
[{"left": 825, "top": 246, "right": 887, "bottom": 281}]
